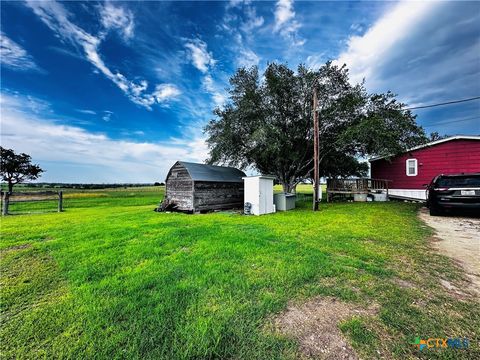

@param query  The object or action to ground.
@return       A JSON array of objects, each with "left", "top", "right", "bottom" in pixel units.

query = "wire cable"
[{"left": 405, "top": 96, "right": 480, "bottom": 110}]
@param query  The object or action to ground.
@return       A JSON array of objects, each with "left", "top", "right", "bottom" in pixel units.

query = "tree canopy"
[
  {"left": 0, "top": 147, "right": 44, "bottom": 193},
  {"left": 205, "top": 62, "right": 427, "bottom": 192}
]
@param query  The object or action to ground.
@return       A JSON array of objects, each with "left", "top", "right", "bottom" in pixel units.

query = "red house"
[{"left": 370, "top": 136, "right": 480, "bottom": 200}]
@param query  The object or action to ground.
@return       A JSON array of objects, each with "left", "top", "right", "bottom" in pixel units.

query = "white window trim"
[{"left": 406, "top": 158, "right": 418, "bottom": 176}]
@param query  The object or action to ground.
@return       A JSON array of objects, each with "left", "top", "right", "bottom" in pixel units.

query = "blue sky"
[{"left": 1, "top": 0, "right": 479, "bottom": 183}]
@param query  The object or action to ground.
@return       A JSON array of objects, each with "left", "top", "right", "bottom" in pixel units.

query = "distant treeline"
[{"left": 1, "top": 182, "right": 165, "bottom": 190}]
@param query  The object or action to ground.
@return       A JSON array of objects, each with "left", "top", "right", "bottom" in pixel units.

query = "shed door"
[{"left": 260, "top": 179, "right": 270, "bottom": 214}]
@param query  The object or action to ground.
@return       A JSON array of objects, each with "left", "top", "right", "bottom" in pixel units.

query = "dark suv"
[{"left": 426, "top": 173, "right": 480, "bottom": 216}]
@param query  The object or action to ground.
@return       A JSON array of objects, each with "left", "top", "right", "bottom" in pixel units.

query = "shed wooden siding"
[
  {"left": 164, "top": 161, "right": 246, "bottom": 212},
  {"left": 193, "top": 182, "right": 244, "bottom": 211},
  {"left": 165, "top": 162, "right": 193, "bottom": 211},
  {"left": 371, "top": 139, "right": 480, "bottom": 189}
]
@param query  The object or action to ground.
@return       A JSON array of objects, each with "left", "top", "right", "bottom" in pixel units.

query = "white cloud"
[
  {"left": 154, "top": 84, "right": 182, "bottom": 103},
  {"left": 0, "top": 32, "right": 40, "bottom": 71},
  {"left": 99, "top": 2, "right": 134, "bottom": 40},
  {"left": 332, "top": 0, "right": 480, "bottom": 135},
  {"left": 24, "top": 0, "right": 180, "bottom": 110},
  {"left": 334, "top": 1, "right": 437, "bottom": 86},
  {"left": 0, "top": 92, "right": 208, "bottom": 183},
  {"left": 274, "top": 0, "right": 295, "bottom": 29},
  {"left": 273, "top": 0, "right": 304, "bottom": 46},
  {"left": 185, "top": 38, "right": 216, "bottom": 73}
]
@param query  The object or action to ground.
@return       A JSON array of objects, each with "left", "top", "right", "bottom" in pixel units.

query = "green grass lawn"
[{"left": 1, "top": 186, "right": 478, "bottom": 359}]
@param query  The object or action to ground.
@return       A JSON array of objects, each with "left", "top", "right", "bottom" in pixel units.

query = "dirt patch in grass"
[
  {"left": 0, "top": 243, "right": 32, "bottom": 254},
  {"left": 438, "top": 278, "right": 471, "bottom": 300},
  {"left": 273, "top": 297, "right": 379, "bottom": 359},
  {"left": 392, "top": 278, "right": 416, "bottom": 289}
]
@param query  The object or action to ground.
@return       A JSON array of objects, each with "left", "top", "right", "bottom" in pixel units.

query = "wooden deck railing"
[{"left": 326, "top": 178, "right": 390, "bottom": 201}]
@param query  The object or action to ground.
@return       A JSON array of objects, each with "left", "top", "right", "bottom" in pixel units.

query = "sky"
[{"left": 1, "top": 0, "right": 479, "bottom": 183}]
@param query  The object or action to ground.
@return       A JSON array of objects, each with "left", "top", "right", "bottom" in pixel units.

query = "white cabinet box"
[{"left": 242, "top": 176, "right": 276, "bottom": 215}]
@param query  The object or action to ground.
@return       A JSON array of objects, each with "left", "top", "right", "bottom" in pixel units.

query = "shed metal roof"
[{"left": 178, "top": 161, "right": 246, "bottom": 182}]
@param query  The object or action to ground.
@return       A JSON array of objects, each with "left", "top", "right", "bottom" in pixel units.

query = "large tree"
[
  {"left": 0, "top": 147, "right": 44, "bottom": 193},
  {"left": 205, "top": 62, "right": 427, "bottom": 192}
]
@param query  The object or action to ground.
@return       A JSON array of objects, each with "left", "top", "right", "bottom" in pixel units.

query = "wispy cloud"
[
  {"left": 221, "top": 3, "right": 262, "bottom": 68},
  {"left": 76, "top": 109, "right": 97, "bottom": 115},
  {"left": 184, "top": 38, "right": 216, "bottom": 73},
  {"left": 240, "top": 5, "right": 264, "bottom": 33},
  {"left": 102, "top": 110, "right": 114, "bottom": 122},
  {"left": 273, "top": 0, "right": 304, "bottom": 46},
  {"left": 24, "top": 0, "right": 180, "bottom": 110},
  {"left": 99, "top": 2, "right": 135, "bottom": 41},
  {"left": 184, "top": 38, "right": 226, "bottom": 106},
  {"left": 202, "top": 75, "right": 226, "bottom": 106},
  {"left": 0, "top": 32, "right": 41, "bottom": 72},
  {"left": 237, "top": 45, "right": 260, "bottom": 68},
  {"left": 305, "top": 53, "right": 327, "bottom": 70},
  {"left": 227, "top": 0, "right": 250, "bottom": 9}
]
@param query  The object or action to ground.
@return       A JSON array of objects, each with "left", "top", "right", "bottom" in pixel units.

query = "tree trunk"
[
  {"left": 7, "top": 181, "right": 13, "bottom": 194},
  {"left": 282, "top": 182, "right": 295, "bottom": 193}
]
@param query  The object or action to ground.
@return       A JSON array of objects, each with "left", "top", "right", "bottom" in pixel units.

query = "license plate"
[{"left": 461, "top": 190, "right": 475, "bottom": 196}]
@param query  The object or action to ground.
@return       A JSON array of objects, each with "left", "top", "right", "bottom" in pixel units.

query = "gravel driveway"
[{"left": 419, "top": 208, "right": 480, "bottom": 295}]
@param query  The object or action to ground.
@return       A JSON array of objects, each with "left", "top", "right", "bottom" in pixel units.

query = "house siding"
[{"left": 371, "top": 139, "right": 480, "bottom": 189}]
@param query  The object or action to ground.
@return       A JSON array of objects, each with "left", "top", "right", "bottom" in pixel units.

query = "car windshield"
[{"left": 436, "top": 176, "right": 480, "bottom": 187}]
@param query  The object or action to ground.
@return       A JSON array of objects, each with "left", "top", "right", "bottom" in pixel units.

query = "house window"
[{"left": 406, "top": 159, "right": 418, "bottom": 176}]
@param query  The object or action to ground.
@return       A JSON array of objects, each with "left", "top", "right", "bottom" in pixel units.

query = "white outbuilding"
[{"left": 242, "top": 175, "right": 276, "bottom": 215}]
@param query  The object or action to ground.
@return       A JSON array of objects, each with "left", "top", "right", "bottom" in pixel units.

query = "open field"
[{"left": 1, "top": 186, "right": 479, "bottom": 359}]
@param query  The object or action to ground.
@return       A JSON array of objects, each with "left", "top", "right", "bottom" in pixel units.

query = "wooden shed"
[{"left": 163, "top": 161, "right": 246, "bottom": 212}]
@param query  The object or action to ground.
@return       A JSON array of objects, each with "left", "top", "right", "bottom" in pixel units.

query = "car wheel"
[{"left": 429, "top": 206, "right": 443, "bottom": 216}]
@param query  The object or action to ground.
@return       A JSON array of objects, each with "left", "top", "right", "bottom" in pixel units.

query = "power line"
[
  {"left": 405, "top": 96, "right": 480, "bottom": 110},
  {"left": 422, "top": 115, "right": 480, "bottom": 127}
]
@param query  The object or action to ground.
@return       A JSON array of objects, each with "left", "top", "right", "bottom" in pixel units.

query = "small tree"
[
  {"left": 0, "top": 147, "right": 44, "bottom": 193},
  {"left": 429, "top": 131, "right": 449, "bottom": 142}
]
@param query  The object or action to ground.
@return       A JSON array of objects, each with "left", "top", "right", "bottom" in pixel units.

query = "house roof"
[
  {"left": 178, "top": 161, "right": 246, "bottom": 182},
  {"left": 369, "top": 135, "right": 480, "bottom": 162}
]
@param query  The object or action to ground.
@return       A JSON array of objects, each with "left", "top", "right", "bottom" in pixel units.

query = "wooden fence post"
[
  {"left": 2, "top": 192, "right": 9, "bottom": 216},
  {"left": 58, "top": 191, "right": 63, "bottom": 212}
]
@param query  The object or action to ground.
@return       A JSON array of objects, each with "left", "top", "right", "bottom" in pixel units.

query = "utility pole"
[{"left": 313, "top": 85, "right": 320, "bottom": 211}]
